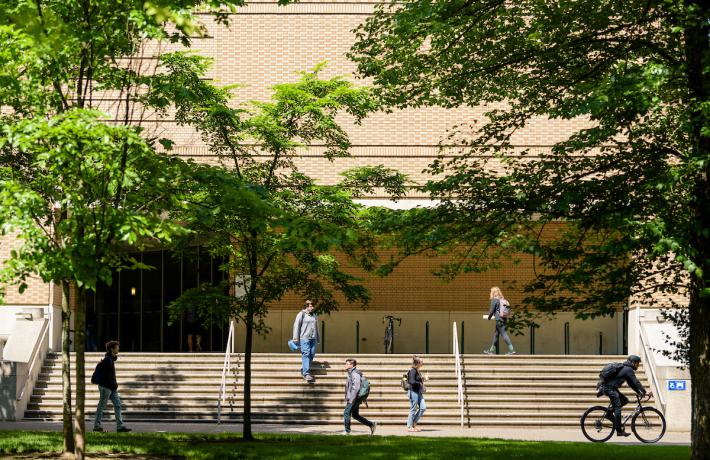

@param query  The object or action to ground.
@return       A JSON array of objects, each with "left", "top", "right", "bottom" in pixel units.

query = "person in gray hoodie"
[
  {"left": 343, "top": 358, "right": 376, "bottom": 435},
  {"left": 292, "top": 300, "right": 319, "bottom": 382}
]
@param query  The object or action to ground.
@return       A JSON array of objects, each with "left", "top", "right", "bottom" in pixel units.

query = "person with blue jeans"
[
  {"left": 343, "top": 358, "right": 376, "bottom": 435},
  {"left": 292, "top": 300, "right": 319, "bottom": 382},
  {"left": 91, "top": 340, "right": 131, "bottom": 432},
  {"left": 406, "top": 355, "right": 427, "bottom": 432}
]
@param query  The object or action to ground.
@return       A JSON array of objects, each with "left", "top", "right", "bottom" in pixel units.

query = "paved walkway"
[{"left": 0, "top": 421, "right": 690, "bottom": 445}]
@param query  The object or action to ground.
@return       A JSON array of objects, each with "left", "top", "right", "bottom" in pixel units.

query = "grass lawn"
[{"left": 0, "top": 431, "right": 690, "bottom": 459}]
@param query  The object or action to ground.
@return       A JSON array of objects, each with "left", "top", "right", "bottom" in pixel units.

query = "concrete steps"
[{"left": 24, "top": 353, "right": 654, "bottom": 427}]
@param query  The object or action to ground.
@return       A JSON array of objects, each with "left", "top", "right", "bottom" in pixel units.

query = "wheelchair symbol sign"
[{"left": 668, "top": 380, "right": 687, "bottom": 391}]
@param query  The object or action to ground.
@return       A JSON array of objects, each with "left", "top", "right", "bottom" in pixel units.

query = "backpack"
[
  {"left": 401, "top": 372, "right": 409, "bottom": 392},
  {"left": 91, "top": 359, "right": 104, "bottom": 385},
  {"left": 356, "top": 370, "right": 371, "bottom": 405},
  {"left": 498, "top": 298, "right": 512, "bottom": 318},
  {"left": 596, "top": 362, "right": 624, "bottom": 396}
]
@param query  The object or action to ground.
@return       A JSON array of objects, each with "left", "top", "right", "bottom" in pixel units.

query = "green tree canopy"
[{"left": 350, "top": 1, "right": 709, "bottom": 456}]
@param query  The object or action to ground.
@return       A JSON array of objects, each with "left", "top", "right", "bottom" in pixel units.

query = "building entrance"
[{"left": 86, "top": 247, "right": 228, "bottom": 352}]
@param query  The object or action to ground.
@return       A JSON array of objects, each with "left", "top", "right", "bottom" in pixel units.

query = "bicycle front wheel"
[
  {"left": 631, "top": 406, "right": 666, "bottom": 443},
  {"left": 580, "top": 406, "right": 615, "bottom": 443}
]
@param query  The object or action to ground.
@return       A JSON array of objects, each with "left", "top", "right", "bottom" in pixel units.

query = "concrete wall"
[
  {"left": 234, "top": 309, "right": 621, "bottom": 355},
  {"left": 0, "top": 361, "right": 18, "bottom": 420},
  {"left": 628, "top": 307, "right": 691, "bottom": 432}
]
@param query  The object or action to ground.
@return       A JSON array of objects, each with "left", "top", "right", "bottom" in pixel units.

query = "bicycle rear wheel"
[
  {"left": 580, "top": 406, "right": 615, "bottom": 443},
  {"left": 631, "top": 406, "right": 666, "bottom": 443}
]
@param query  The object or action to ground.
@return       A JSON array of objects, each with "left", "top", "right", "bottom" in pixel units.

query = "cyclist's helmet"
[{"left": 627, "top": 355, "right": 641, "bottom": 363}]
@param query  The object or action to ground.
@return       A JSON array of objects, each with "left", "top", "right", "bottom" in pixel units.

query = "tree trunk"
[
  {"left": 61, "top": 281, "right": 74, "bottom": 454},
  {"left": 242, "top": 307, "right": 254, "bottom": 441},
  {"left": 684, "top": 2, "right": 710, "bottom": 458},
  {"left": 73, "top": 286, "right": 86, "bottom": 460}
]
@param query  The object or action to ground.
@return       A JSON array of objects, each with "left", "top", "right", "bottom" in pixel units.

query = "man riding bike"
[{"left": 599, "top": 354, "right": 653, "bottom": 437}]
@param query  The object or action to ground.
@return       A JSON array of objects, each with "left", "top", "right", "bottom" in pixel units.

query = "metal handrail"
[
  {"left": 452, "top": 322, "right": 464, "bottom": 427},
  {"left": 638, "top": 323, "right": 666, "bottom": 413},
  {"left": 217, "top": 320, "right": 235, "bottom": 424},
  {"left": 17, "top": 318, "right": 49, "bottom": 401}
]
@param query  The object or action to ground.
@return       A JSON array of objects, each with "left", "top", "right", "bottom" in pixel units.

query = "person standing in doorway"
[
  {"left": 343, "top": 358, "right": 376, "bottom": 435},
  {"left": 185, "top": 305, "right": 202, "bottom": 352},
  {"left": 91, "top": 340, "right": 131, "bottom": 432},
  {"left": 292, "top": 300, "right": 319, "bottom": 382},
  {"left": 406, "top": 355, "right": 428, "bottom": 432},
  {"left": 484, "top": 286, "right": 516, "bottom": 355}
]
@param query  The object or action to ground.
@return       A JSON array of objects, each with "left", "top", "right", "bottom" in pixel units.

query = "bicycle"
[
  {"left": 383, "top": 315, "right": 402, "bottom": 354},
  {"left": 580, "top": 392, "right": 666, "bottom": 443}
]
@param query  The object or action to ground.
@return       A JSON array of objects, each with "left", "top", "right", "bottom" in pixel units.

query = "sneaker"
[
  {"left": 483, "top": 349, "right": 494, "bottom": 355},
  {"left": 506, "top": 350, "right": 517, "bottom": 355},
  {"left": 117, "top": 426, "right": 132, "bottom": 433},
  {"left": 342, "top": 430, "right": 351, "bottom": 435},
  {"left": 370, "top": 422, "right": 377, "bottom": 435},
  {"left": 305, "top": 374, "right": 315, "bottom": 383},
  {"left": 616, "top": 430, "right": 631, "bottom": 437},
  {"left": 93, "top": 427, "right": 104, "bottom": 432}
]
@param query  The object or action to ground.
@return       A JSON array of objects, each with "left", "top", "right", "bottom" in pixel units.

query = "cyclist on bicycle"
[{"left": 600, "top": 355, "right": 651, "bottom": 437}]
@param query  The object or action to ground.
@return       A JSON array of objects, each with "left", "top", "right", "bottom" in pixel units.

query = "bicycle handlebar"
[{"left": 383, "top": 315, "right": 402, "bottom": 324}]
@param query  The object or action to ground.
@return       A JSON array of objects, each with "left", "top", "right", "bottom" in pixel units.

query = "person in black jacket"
[
  {"left": 92, "top": 341, "right": 131, "bottom": 432},
  {"left": 601, "top": 355, "right": 651, "bottom": 437},
  {"left": 406, "top": 355, "right": 428, "bottom": 432}
]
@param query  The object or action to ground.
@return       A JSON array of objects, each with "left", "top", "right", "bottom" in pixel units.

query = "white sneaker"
[{"left": 370, "top": 422, "right": 377, "bottom": 435}]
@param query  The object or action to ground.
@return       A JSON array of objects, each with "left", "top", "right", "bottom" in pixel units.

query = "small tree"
[
  {"left": 0, "top": 110, "right": 193, "bottom": 456},
  {"left": 159, "top": 59, "right": 406, "bottom": 439}
]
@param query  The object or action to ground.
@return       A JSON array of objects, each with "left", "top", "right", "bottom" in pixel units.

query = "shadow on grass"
[{"left": 0, "top": 431, "right": 691, "bottom": 460}]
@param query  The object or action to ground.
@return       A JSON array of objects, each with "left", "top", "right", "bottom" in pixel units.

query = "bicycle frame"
[
  {"left": 383, "top": 316, "right": 402, "bottom": 354},
  {"left": 606, "top": 394, "right": 648, "bottom": 428}
]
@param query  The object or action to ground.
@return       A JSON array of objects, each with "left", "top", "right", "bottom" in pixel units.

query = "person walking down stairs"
[
  {"left": 292, "top": 300, "right": 319, "bottom": 383},
  {"left": 484, "top": 286, "right": 516, "bottom": 355}
]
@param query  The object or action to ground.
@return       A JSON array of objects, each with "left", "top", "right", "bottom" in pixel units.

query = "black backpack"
[
  {"left": 91, "top": 359, "right": 105, "bottom": 385},
  {"left": 596, "top": 362, "right": 624, "bottom": 396}
]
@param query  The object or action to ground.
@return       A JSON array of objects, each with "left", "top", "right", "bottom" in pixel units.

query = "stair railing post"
[
  {"left": 452, "top": 322, "right": 464, "bottom": 427},
  {"left": 564, "top": 321, "right": 570, "bottom": 355},
  {"left": 529, "top": 324, "right": 536, "bottom": 355},
  {"left": 321, "top": 320, "right": 325, "bottom": 353},
  {"left": 217, "top": 320, "right": 235, "bottom": 424}
]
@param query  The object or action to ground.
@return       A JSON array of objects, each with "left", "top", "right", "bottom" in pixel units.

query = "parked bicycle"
[
  {"left": 580, "top": 393, "right": 665, "bottom": 443},
  {"left": 383, "top": 315, "right": 401, "bottom": 354}
]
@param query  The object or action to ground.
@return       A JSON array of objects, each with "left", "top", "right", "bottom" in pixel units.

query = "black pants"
[
  {"left": 604, "top": 388, "right": 629, "bottom": 433},
  {"left": 343, "top": 398, "right": 373, "bottom": 432}
]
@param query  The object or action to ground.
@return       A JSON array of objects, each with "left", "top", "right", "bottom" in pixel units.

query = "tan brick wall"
[
  {"left": 0, "top": 1, "right": 679, "bottom": 320},
  {"left": 0, "top": 231, "right": 50, "bottom": 306}
]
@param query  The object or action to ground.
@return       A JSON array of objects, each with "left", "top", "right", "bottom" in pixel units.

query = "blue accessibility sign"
[{"left": 667, "top": 380, "right": 687, "bottom": 391}]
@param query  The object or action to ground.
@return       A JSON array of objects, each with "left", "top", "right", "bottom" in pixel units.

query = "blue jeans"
[
  {"left": 94, "top": 386, "right": 125, "bottom": 429},
  {"left": 344, "top": 398, "right": 373, "bottom": 432},
  {"left": 300, "top": 338, "right": 317, "bottom": 376},
  {"left": 407, "top": 390, "right": 426, "bottom": 427}
]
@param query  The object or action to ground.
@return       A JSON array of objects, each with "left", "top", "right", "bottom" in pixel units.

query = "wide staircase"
[{"left": 24, "top": 353, "right": 654, "bottom": 426}]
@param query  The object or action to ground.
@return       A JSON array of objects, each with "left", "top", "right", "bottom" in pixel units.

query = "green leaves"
[{"left": 0, "top": 109, "right": 192, "bottom": 292}]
